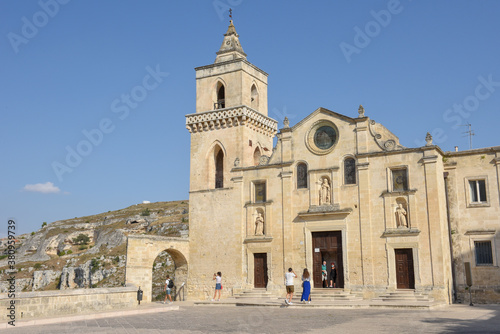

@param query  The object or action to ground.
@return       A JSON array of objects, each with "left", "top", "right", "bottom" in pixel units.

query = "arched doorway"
[
  {"left": 151, "top": 249, "right": 188, "bottom": 301},
  {"left": 125, "top": 235, "right": 189, "bottom": 302}
]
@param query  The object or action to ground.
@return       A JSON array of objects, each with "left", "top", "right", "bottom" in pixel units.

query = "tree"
[{"left": 72, "top": 234, "right": 90, "bottom": 245}]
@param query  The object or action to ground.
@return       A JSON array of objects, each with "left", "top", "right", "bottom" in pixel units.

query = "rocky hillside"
[{"left": 0, "top": 200, "right": 188, "bottom": 297}]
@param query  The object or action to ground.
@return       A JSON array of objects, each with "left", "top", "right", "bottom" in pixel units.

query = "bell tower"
[{"left": 186, "top": 20, "right": 278, "bottom": 192}]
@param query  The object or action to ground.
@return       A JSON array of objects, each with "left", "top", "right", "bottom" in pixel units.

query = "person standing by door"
[
  {"left": 321, "top": 260, "right": 328, "bottom": 288},
  {"left": 329, "top": 262, "right": 337, "bottom": 288}
]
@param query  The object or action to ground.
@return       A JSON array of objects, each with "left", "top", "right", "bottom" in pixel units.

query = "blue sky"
[{"left": 1, "top": 0, "right": 499, "bottom": 235}]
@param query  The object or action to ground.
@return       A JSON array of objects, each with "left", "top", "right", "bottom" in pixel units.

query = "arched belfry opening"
[
  {"left": 251, "top": 84, "right": 259, "bottom": 110},
  {"left": 215, "top": 147, "right": 224, "bottom": 188},
  {"left": 253, "top": 147, "right": 261, "bottom": 166},
  {"left": 216, "top": 82, "right": 225, "bottom": 109}
]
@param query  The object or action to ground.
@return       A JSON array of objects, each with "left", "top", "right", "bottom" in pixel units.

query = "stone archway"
[{"left": 125, "top": 235, "right": 189, "bottom": 302}]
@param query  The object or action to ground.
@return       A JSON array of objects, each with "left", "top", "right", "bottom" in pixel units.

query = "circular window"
[
  {"left": 314, "top": 126, "right": 336, "bottom": 150},
  {"left": 305, "top": 120, "right": 339, "bottom": 155}
]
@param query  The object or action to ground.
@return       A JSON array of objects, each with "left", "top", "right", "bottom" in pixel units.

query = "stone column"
[
  {"left": 422, "top": 149, "right": 452, "bottom": 303},
  {"left": 356, "top": 159, "right": 374, "bottom": 291}
]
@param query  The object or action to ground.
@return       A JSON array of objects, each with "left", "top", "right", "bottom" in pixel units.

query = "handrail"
[{"left": 174, "top": 282, "right": 186, "bottom": 301}]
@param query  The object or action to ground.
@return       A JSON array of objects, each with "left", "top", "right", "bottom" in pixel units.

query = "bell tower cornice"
[{"left": 186, "top": 105, "right": 278, "bottom": 138}]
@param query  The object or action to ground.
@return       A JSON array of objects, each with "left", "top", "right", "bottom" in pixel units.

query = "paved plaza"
[{"left": 5, "top": 303, "right": 500, "bottom": 333}]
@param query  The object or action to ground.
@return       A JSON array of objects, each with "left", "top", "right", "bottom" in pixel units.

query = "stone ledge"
[
  {"left": 382, "top": 228, "right": 420, "bottom": 237},
  {"left": 298, "top": 206, "right": 352, "bottom": 219},
  {"left": 0, "top": 285, "right": 137, "bottom": 300},
  {"left": 243, "top": 237, "right": 273, "bottom": 243}
]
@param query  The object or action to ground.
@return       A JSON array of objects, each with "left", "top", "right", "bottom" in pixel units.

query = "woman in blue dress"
[{"left": 301, "top": 268, "right": 311, "bottom": 303}]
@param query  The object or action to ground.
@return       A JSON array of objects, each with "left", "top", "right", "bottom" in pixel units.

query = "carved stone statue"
[
  {"left": 283, "top": 117, "right": 290, "bottom": 128},
  {"left": 358, "top": 104, "right": 365, "bottom": 118},
  {"left": 255, "top": 212, "right": 264, "bottom": 236},
  {"left": 425, "top": 132, "right": 433, "bottom": 146},
  {"left": 395, "top": 203, "right": 408, "bottom": 228},
  {"left": 319, "top": 178, "right": 331, "bottom": 205}
]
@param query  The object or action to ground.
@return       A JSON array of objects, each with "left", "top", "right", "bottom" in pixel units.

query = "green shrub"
[
  {"left": 72, "top": 234, "right": 90, "bottom": 245},
  {"left": 34, "top": 263, "right": 42, "bottom": 270},
  {"left": 91, "top": 259, "right": 100, "bottom": 273},
  {"left": 0, "top": 255, "right": 8, "bottom": 260},
  {"left": 141, "top": 208, "right": 150, "bottom": 216},
  {"left": 66, "top": 250, "right": 73, "bottom": 254},
  {"left": 41, "top": 222, "right": 47, "bottom": 228},
  {"left": 58, "top": 251, "right": 66, "bottom": 256},
  {"left": 78, "top": 245, "right": 88, "bottom": 251}
]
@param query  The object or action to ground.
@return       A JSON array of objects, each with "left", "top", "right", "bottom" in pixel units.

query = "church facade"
[{"left": 185, "top": 21, "right": 500, "bottom": 303}]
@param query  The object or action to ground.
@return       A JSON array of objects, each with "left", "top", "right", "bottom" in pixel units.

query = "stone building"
[{"left": 184, "top": 20, "right": 500, "bottom": 303}]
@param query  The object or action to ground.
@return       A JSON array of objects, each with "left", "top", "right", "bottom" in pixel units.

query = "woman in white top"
[{"left": 212, "top": 271, "right": 222, "bottom": 301}]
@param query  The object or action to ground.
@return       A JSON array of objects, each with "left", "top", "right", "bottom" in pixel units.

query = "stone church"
[{"left": 184, "top": 20, "right": 500, "bottom": 303}]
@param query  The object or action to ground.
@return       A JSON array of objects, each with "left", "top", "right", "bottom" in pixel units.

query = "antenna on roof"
[
  {"left": 229, "top": 8, "right": 232, "bottom": 21},
  {"left": 461, "top": 122, "right": 475, "bottom": 150}
]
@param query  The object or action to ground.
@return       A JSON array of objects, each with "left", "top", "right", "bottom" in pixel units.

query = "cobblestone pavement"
[{"left": 5, "top": 304, "right": 500, "bottom": 333}]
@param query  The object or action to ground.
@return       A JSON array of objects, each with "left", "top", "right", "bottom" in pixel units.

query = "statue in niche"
[
  {"left": 319, "top": 178, "right": 331, "bottom": 205},
  {"left": 255, "top": 212, "right": 264, "bottom": 236},
  {"left": 395, "top": 203, "right": 408, "bottom": 228}
]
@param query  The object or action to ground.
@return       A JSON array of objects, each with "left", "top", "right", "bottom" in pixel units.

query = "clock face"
[{"left": 314, "top": 126, "right": 336, "bottom": 150}]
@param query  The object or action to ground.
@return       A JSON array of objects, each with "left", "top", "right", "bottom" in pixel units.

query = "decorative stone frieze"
[{"left": 186, "top": 106, "right": 278, "bottom": 137}]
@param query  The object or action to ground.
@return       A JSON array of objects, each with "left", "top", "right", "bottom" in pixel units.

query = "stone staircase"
[
  {"left": 231, "top": 288, "right": 278, "bottom": 300},
  {"left": 371, "top": 289, "right": 434, "bottom": 302},
  {"left": 368, "top": 289, "right": 441, "bottom": 309},
  {"left": 292, "top": 288, "right": 363, "bottom": 302}
]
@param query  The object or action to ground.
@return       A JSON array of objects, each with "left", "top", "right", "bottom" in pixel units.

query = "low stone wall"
[
  {"left": 457, "top": 285, "right": 500, "bottom": 304},
  {"left": 0, "top": 285, "right": 138, "bottom": 322}
]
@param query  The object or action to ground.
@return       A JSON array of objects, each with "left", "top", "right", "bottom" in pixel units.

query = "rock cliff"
[{"left": 0, "top": 200, "right": 188, "bottom": 293}]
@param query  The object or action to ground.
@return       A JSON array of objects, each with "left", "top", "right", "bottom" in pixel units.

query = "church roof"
[{"left": 215, "top": 20, "right": 247, "bottom": 63}]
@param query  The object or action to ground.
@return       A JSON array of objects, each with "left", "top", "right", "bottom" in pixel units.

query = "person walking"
[
  {"left": 163, "top": 275, "right": 173, "bottom": 304},
  {"left": 285, "top": 268, "right": 297, "bottom": 305},
  {"left": 301, "top": 268, "right": 311, "bottom": 304},
  {"left": 329, "top": 262, "right": 337, "bottom": 288},
  {"left": 212, "top": 271, "right": 222, "bottom": 301}
]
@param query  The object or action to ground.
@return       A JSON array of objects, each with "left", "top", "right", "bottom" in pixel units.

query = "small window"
[
  {"left": 344, "top": 158, "right": 356, "bottom": 185},
  {"left": 251, "top": 84, "right": 259, "bottom": 110},
  {"left": 469, "top": 180, "right": 487, "bottom": 203},
  {"left": 392, "top": 169, "right": 408, "bottom": 191},
  {"left": 253, "top": 147, "right": 261, "bottom": 166},
  {"left": 297, "top": 163, "right": 308, "bottom": 189},
  {"left": 215, "top": 82, "right": 225, "bottom": 109},
  {"left": 475, "top": 241, "right": 493, "bottom": 265},
  {"left": 254, "top": 182, "right": 266, "bottom": 202},
  {"left": 215, "top": 149, "right": 224, "bottom": 189}
]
